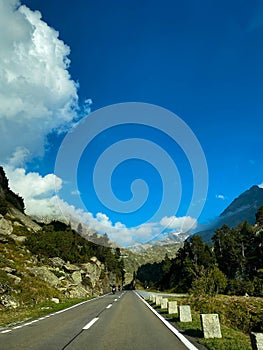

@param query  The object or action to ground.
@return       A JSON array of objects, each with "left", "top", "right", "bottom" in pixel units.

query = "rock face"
[
  {"left": 26, "top": 256, "right": 116, "bottom": 300},
  {"left": 9, "top": 208, "right": 41, "bottom": 232},
  {"left": 0, "top": 214, "right": 118, "bottom": 310}
]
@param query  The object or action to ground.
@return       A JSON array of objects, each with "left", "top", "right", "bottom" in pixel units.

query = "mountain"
[
  {"left": 128, "top": 232, "right": 187, "bottom": 253},
  {"left": 219, "top": 185, "right": 263, "bottom": 224},
  {"left": 0, "top": 167, "right": 124, "bottom": 316},
  {"left": 193, "top": 185, "right": 263, "bottom": 242}
]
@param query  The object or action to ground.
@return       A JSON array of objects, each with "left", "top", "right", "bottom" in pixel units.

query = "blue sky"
[{"left": 1, "top": 0, "right": 263, "bottom": 245}]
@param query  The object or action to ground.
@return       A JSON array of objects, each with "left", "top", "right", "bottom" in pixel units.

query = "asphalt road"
[{"left": 0, "top": 291, "right": 190, "bottom": 350}]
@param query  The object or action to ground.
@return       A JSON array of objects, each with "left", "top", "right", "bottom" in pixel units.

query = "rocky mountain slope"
[
  {"left": 193, "top": 185, "right": 263, "bottom": 242},
  {"left": 0, "top": 167, "right": 122, "bottom": 311}
]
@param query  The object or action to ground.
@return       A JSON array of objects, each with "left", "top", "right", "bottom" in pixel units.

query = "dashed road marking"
[
  {"left": 83, "top": 317, "right": 99, "bottom": 330},
  {"left": 106, "top": 304, "right": 112, "bottom": 309}
]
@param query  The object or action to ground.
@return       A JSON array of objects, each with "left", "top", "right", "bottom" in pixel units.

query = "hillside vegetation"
[
  {"left": 0, "top": 167, "right": 125, "bottom": 325},
  {"left": 137, "top": 208, "right": 263, "bottom": 297}
]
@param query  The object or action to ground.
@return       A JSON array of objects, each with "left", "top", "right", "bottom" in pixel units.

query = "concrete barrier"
[
  {"left": 149, "top": 294, "right": 154, "bottom": 302},
  {"left": 178, "top": 305, "right": 192, "bottom": 322},
  {"left": 168, "top": 301, "right": 178, "bottom": 314},
  {"left": 160, "top": 298, "right": 168, "bottom": 309},
  {"left": 250, "top": 332, "right": 263, "bottom": 350},
  {"left": 200, "top": 314, "right": 222, "bottom": 338},
  {"left": 155, "top": 295, "right": 162, "bottom": 306}
]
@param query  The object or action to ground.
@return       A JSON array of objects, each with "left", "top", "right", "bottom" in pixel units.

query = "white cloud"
[
  {"left": 216, "top": 194, "right": 225, "bottom": 200},
  {"left": 5, "top": 166, "right": 62, "bottom": 200},
  {"left": 0, "top": 0, "right": 78, "bottom": 165},
  {"left": 258, "top": 183, "right": 263, "bottom": 189},
  {"left": 160, "top": 215, "right": 197, "bottom": 232},
  {"left": 4, "top": 166, "right": 197, "bottom": 247}
]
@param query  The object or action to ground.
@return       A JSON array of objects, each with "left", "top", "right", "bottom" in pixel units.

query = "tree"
[
  {"left": 256, "top": 205, "right": 263, "bottom": 226},
  {"left": 213, "top": 225, "right": 244, "bottom": 279},
  {"left": 162, "top": 253, "right": 172, "bottom": 274},
  {"left": 190, "top": 266, "right": 227, "bottom": 296}
]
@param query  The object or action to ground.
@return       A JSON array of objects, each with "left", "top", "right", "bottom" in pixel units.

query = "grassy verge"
[
  {"left": 0, "top": 297, "right": 93, "bottom": 328},
  {"left": 149, "top": 300, "right": 253, "bottom": 350},
  {"left": 166, "top": 310, "right": 251, "bottom": 350}
]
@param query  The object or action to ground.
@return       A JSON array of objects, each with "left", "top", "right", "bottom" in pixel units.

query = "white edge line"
[
  {"left": 1, "top": 330, "right": 12, "bottom": 334},
  {"left": 83, "top": 317, "right": 99, "bottom": 330},
  {"left": 134, "top": 291, "right": 198, "bottom": 350},
  {"left": 106, "top": 304, "right": 112, "bottom": 309}
]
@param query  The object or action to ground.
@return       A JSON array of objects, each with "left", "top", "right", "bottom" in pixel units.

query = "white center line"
[
  {"left": 1, "top": 330, "right": 11, "bottom": 334},
  {"left": 114, "top": 298, "right": 118, "bottom": 302},
  {"left": 83, "top": 317, "right": 99, "bottom": 330},
  {"left": 106, "top": 304, "right": 112, "bottom": 309}
]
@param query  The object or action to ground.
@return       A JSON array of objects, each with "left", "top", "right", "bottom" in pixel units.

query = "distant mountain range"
[
  {"left": 193, "top": 185, "right": 263, "bottom": 242},
  {"left": 129, "top": 185, "right": 263, "bottom": 249}
]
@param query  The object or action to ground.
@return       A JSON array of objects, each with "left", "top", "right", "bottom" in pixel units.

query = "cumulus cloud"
[
  {"left": 0, "top": 0, "right": 78, "bottom": 164},
  {"left": 160, "top": 215, "right": 197, "bottom": 232},
  {"left": 5, "top": 165, "right": 196, "bottom": 246},
  {"left": 258, "top": 183, "right": 263, "bottom": 189}
]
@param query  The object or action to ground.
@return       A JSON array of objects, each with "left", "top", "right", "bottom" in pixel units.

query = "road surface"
[{"left": 0, "top": 291, "right": 190, "bottom": 350}]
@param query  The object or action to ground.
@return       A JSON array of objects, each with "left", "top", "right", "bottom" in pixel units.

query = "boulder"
[
  {"left": 10, "top": 234, "right": 27, "bottom": 243},
  {"left": 1, "top": 266, "right": 17, "bottom": 274},
  {"left": 8, "top": 274, "right": 21, "bottom": 285},
  {"left": 29, "top": 267, "right": 60, "bottom": 286},
  {"left": 0, "top": 215, "right": 13, "bottom": 235},
  {"left": 71, "top": 271, "right": 82, "bottom": 285},
  {"left": 0, "top": 295, "right": 19, "bottom": 309},
  {"left": 65, "top": 285, "right": 89, "bottom": 299},
  {"left": 49, "top": 257, "right": 65, "bottom": 268},
  {"left": 81, "top": 262, "right": 101, "bottom": 288},
  {"left": 51, "top": 297, "right": 60, "bottom": 304},
  {"left": 63, "top": 263, "right": 79, "bottom": 272},
  {"left": 90, "top": 256, "right": 102, "bottom": 267}
]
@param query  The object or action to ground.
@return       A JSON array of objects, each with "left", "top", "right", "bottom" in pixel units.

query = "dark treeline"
[{"left": 136, "top": 207, "right": 263, "bottom": 296}]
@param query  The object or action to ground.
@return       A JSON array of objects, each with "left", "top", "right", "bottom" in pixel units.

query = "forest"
[{"left": 136, "top": 206, "right": 263, "bottom": 296}]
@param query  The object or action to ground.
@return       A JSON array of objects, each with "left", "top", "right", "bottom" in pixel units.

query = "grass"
[
  {"left": 172, "top": 311, "right": 251, "bottom": 350},
  {"left": 0, "top": 297, "right": 93, "bottom": 328},
  {"left": 149, "top": 300, "right": 253, "bottom": 350}
]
